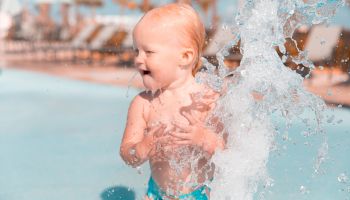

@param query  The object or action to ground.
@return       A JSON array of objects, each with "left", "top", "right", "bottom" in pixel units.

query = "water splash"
[
  {"left": 313, "top": 140, "right": 329, "bottom": 174},
  {"left": 338, "top": 173, "right": 349, "bottom": 183},
  {"left": 299, "top": 185, "right": 310, "bottom": 195},
  {"left": 126, "top": 71, "right": 139, "bottom": 98},
  {"left": 196, "top": 0, "right": 344, "bottom": 199}
]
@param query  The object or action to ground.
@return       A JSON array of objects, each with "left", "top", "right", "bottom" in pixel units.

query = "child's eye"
[{"left": 145, "top": 50, "right": 154, "bottom": 54}]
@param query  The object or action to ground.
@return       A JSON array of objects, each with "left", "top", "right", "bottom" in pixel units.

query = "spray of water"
[{"left": 195, "top": 0, "right": 344, "bottom": 199}]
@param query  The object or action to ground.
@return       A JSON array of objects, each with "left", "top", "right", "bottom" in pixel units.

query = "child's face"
[{"left": 133, "top": 17, "right": 187, "bottom": 91}]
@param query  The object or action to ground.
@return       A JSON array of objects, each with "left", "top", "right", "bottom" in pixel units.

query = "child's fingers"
[
  {"left": 147, "top": 124, "right": 166, "bottom": 134},
  {"left": 171, "top": 121, "right": 192, "bottom": 132},
  {"left": 155, "top": 135, "right": 182, "bottom": 147},
  {"left": 182, "top": 111, "right": 199, "bottom": 125},
  {"left": 170, "top": 132, "right": 190, "bottom": 140},
  {"left": 148, "top": 147, "right": 156, "bottom": 157},
  {"left": 155, "top": 134, "right": 172, "bottom": 143},
  {"left": 173, "top": 139, "right": 191, "bottom": 145}
]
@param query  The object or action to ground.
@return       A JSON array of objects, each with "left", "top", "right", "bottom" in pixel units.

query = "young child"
[{"left": 120, "top": 3, "right": 225, "bottom": 200}]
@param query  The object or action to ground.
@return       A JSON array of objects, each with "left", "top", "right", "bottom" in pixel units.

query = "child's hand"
[
  {"left": 150, "top": 133, "right": 175, "bottom": 155},
  {"left": 170, "top": 111, "right": 217, "bottom": 151},
  {"left": 146, "top": 123, "right": 176, "bottom": 156},
  {"left": 137, "top": 124, "right": 166, "bottom": 158}
]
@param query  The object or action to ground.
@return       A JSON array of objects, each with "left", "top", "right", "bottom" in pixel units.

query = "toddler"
[{"left": 120, "top": 3, "right": 225, "bottom": 200}]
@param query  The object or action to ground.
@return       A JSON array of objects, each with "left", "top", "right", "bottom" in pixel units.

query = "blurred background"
[
  {"left": 0, "top": 0, "right": 349, "bottom": 200},
  {"left": 1, "top": 0, "right": 350, "bottom": 94}
]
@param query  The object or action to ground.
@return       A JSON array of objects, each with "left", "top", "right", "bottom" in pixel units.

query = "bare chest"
[
  {"left": 147, "top": 100, "right": 190, "bottom": 130},
  {"left": 144, "top": 90, "right": 216, "bottom": 134}
]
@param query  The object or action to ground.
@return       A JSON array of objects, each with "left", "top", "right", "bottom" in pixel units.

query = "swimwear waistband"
[{"left": 146, "top": 176, "right": 210, "bottom": 200}]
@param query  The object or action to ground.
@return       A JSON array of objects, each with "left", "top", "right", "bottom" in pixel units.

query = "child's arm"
[{"left": 119, "top": 94, "right": 164, "bottom": 167}]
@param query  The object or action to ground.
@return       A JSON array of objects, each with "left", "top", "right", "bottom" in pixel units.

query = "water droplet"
[
  {"left": 222, "top": 24, "right": 229, "bottom": 31},
  {"left": 302, "top": 131, "right": 311, "bottom": 137},
  {"left": 346, "top": 186, "right": 350, "bottom": 193},
  {"left": 129, "top": 148, "right": 136, "bottom": 155},
  {"left": 282, "top": 55, "right": 287, "bottom": 63},
  {"left": 263, "top": 177, "right": 274, "bottom": 188},
  {"left": 136, "top": 166, "right": 142, "bottom": 174},
  {"left": 327, "top": 89, "right": 332, "bottom": 96},
  {"left": 327, "top": 115, "right": 335, "bottom": 123},
  {"left": 299, "top": 185, "right": 309, "bottom": 194},
  {"left": 314, "top": 142, "right": 328, "bottom": 174},
  {"left": 240, "top": 70, "right": 247, "bottom": 77},
  {"left": 337, "top": 173, "right": 348, "bottom": 183}
]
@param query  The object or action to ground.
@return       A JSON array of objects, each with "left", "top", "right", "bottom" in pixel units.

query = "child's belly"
[{"left": 149, "top": 148, "right": 213, "bottom": 196}]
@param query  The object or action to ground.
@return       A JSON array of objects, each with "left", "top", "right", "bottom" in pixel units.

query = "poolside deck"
[
  {"left": 1, "top": 51, "right": 350, "bottom": 107},
  {"left": 0, "top": 51, "right": 144, "bottom": 88}
]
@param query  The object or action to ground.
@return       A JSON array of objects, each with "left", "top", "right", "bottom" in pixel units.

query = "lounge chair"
[
  {"left": 40, "top": 23, "right": 102, "bottom": 62},
  {"left": 333, "top": 28, "right": 350, "bottom": 73},
  {"left": 116, "top": 26, "right": 134, "bottom": 66},
  {"left": 85, "top": 24, "right": 128, "bottom": 64},
  {"left": 69, "top": 23, "right": 134, "bottom": 66},
  {"left": 303, "top": 25, "right": 342, "bottom": 66}
]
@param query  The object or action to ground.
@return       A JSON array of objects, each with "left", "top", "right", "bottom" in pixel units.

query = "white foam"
[{"left": 198, "top": 0, "right": 344, "bottom": 199}]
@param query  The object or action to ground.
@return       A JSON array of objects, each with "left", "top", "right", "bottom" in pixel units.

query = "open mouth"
[{"left": 141, "top": 70, "right": 151, "bottom": 75}]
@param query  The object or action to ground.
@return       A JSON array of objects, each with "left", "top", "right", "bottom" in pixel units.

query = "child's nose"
[{"left": 134, "top": 53, "right": 144, "bottom": 66}]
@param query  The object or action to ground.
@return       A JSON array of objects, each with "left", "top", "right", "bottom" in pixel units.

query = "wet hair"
[{"left": 141, "top": 3, "right": 206, "bottom": 76}]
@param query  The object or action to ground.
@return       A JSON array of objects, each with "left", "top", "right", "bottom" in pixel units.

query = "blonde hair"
[{"left": 142, "top": 3, "right": 206, "bottom": 76}]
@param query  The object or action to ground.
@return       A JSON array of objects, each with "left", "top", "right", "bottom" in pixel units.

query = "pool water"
[
  {"left": 0, "top": 68, "right": 349, "bottom": 200},
  {"left": 266, "top": 109, "right": 350, "bottom": 199},
  {"left": 0, "top": 68, "right": 150, "bottom": 200}
]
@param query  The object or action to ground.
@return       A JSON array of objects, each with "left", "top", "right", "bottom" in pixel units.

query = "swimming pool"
[{"left": 0, "top": 68, "right": 349, "bottom": 199}]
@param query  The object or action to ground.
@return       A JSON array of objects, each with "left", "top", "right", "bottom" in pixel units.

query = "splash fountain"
[{"left": 196, "top": 0, "right": 345, "bottom": 199}]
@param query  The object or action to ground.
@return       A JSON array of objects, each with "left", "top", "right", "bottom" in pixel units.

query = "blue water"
[
  {"left": 266, "top": 109, "right": 350, "bottom": 199},
  {"left": 0, "top": 68, "right": 150, "bottom": 200},
  {"left": 0, "top": 68, "right": 349, "bottom": 199}
]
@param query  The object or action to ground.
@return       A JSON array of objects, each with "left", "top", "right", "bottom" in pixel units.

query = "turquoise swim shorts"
[{"left": 146, "top": 177, "right": 210, "bottom": 200}]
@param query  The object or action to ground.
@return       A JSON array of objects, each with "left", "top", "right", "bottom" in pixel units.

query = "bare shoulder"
[
  {"left": 130, "top": 91, "right": 153, "bottom": 107},
  {"left": 123, "top": 91, "right": 154, "bottom": 140},
  {"left": 127, "top": 91, "right": 155, "bottom": 120}
]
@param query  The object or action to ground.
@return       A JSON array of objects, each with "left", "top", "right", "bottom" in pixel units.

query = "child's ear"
[{"left": 179, "top": 48, "right": 195, "bottom": 67}]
